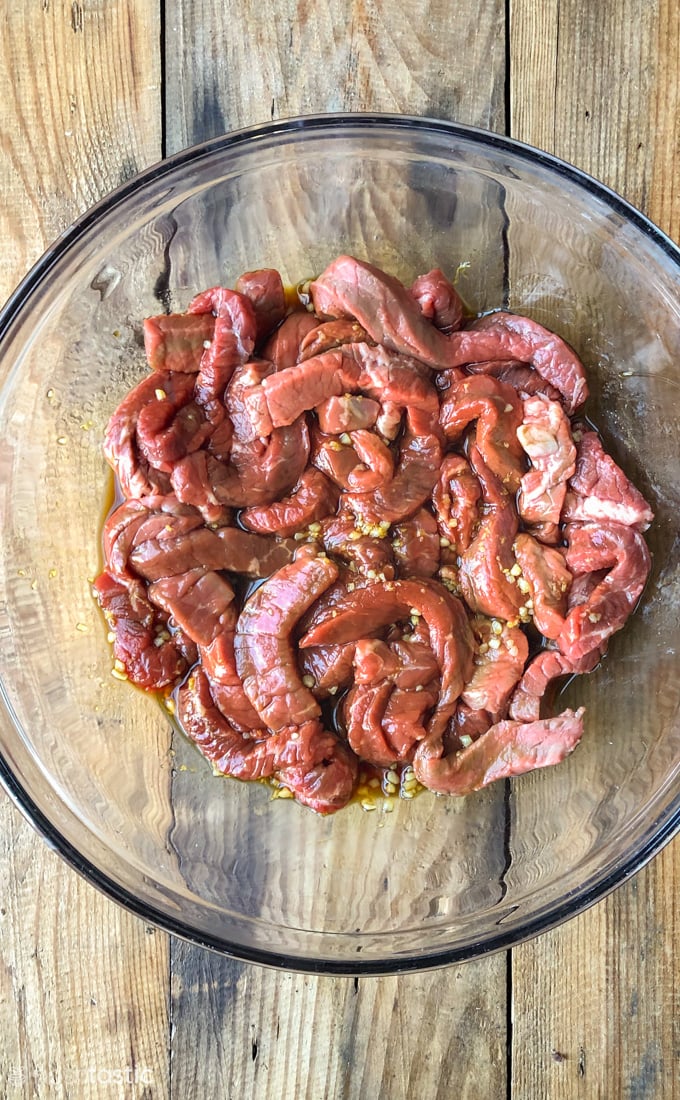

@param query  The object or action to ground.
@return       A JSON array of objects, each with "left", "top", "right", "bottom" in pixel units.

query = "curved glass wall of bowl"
[{"left": 0, "top": 116, "right": 678, "bottom": 972}]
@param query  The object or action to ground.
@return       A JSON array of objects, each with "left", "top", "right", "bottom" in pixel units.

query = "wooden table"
[{"left": 1, "top": 3, "right": 678, "bottom": 1097}]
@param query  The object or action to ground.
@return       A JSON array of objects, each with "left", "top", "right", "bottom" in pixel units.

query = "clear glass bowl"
[{"left": 0, "top": 115, "right": 678, "bottom": 974}]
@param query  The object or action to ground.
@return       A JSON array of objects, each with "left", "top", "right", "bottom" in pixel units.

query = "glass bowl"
[{"left": 0, "top": 114, "right": 678, "bottom": 975}]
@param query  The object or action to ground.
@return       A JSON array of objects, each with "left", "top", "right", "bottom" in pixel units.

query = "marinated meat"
[
  {"left": 509, "top": 648, "right": 601, "bottom": 722},
  {"left": 235, "top": 268, "right": 286, "bottom": 344},
  {"left": 171, "top": 418, "right": 310, "bottom": 518},
  {"left": 94, "top": 572, "right": 192, "bottom": 690},
  {"left": 319, "top": 511, "right": 395, "bottom": 573},
  {"left": 557, "top": 522, "right": 651, "bottom": 660},
  {"left": 344, "top": 636, "right": 440, "bottom": 765},
  {"left": 200, "top": 604, "right": 266, "bottom": 733},
  {"left": 447, "top": 312, "right": 588, "bottom": 413},
  {"left": 127, "top": 515, "right": 295, "bottom": 581},
  {"left": 413, "top": 708, "right": 585, "bottom": 794},
  {"left": 440, "top": 375, "right": 524, "bottom": 491},
  {"left": 249, "top": 340, "right": 436, "bottom": 440},
  {"left": 148, "top": 569, "right": 234, "bottom": 648},
  {"left": 375, "top": 400, "right": 403, "bottom": 440},
  {"left": 392, "top": 509, "right": 440, "bottom": 577},
  {"left": 466, "top": 359, "right": 563, "bottom": 402},
  {"left": 311, "top": 429, "right": 363, "bottom": 491},
  {"left": 104, "top": 372, "right": 193, "bottom": 498},
  {"left": 410, "top": 268, "right": 465, "bottom": 333},
  {"left": 447, "top": 703, "right": 494, "bottom": 749},
  {"left": 432, "top": 454, "right": 481, "bottom": 554},
  {"left": 311, "top": 255, "right": 458, "bottom": 366},
  {"left": 261, "top": 310, "right": 318, "bottom": 372},
  {"left": 299, "top": 576, "right": 475, "bottom": 738},
  {"left": 345, "top": 407, "right": 442, "bottom": 524},
  {"left": 513, "top": 533, "right": 572, "bottom": 640},
  {"left": 298, "top": 642, "right": 356, "bottom": 697},
  {"left": 104, "top": 494, "right": 296, "bottom": 584},
  {"left": 458, "top": 447, "right": 524, "bottom": 621},
  {"left": 516, "top": 394, "right": 576, "bottom": 525},
  {"left": 234, "top": 547, "right": 340, "bottom": 730},
  {"left": 345, "top": 430, "right": 394, "bottom": 492},
  {"left": 298, "top": 319, "right": 373, "bottom": 360},
  {"left": 240, "top": 468, "right": 338, "bottom": 536},
  {"left": 562, "top": 430, "right": 654, "bottom": 531},
  {"left": 187, "top": 287, "right": 257, "bottom": 422},
  {"left": 251, "top": 348, "right": 356, "bottom": 436},
  {"left": 178, "top": 669, "right": 357, "bottom": 814},
  {"left": 96, "top": 254, "right": 653, "bottom": 814},
  {"left": 310, "top": 257, "right": 590, "bottom": 407},
  {"left": 461, "top": 617, "right": 529, "bottom": 716},
  {"left": 225, "top": 358, "right": 275, "bottom": 442},
  {"left": 137, "top": 385, "right": 212, "bottom": 474},
  {"left": 143, "top": 312, "right": 216, "bottom": 373},
  {"left": 316, "top": 394, "right": 381, "bottom": 434}
]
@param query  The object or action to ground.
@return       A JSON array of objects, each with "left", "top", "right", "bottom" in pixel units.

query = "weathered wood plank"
[
  {"left": 510, "top": 1, "right": 680, "bottom": 1096},
  {"left": 510, "top": 0, "right": 680, "bottom": 236},
  {"left": 510, "top": 848, "right": 679, "bottom": 1099},
  {"left": 0, "top": 806, "right": 169, "bottom": 1098},
  {"left": 165, "top": 0, "right": 507, "bottom": 148},
  {"left": 170, "top": 946, "right": 507, "bottom": 1100},
  {"left": 0, "top": 3, "right": 168, "bottom": 1098},
  {"left": 165, "top": 4, "right": 509, "bottom": 1099}
]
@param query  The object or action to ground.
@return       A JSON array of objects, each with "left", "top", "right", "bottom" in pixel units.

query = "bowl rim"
[{"left": 1, "top": 111, "right": 679, "bottom": 975}]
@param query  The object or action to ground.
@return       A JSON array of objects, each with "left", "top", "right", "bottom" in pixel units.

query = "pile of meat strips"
[{"left": 94, "top": 256, "right": 653, "bottom": 814}]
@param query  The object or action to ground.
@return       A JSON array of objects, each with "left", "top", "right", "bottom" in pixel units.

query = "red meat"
[
  {"left": 93, "top": 572, "right": 192, "bottom": 690},
  {"left": 557, "top": 522, "right": 651, "bottom": 660},
  {"left": 240, "top": 468, "right": 339, "bottom": 536},
  {"left": 413, "top": 708, "right": 585, "bottom": 795},
  {"left": 187, "top": 286, "right": 257, "bottom": 421},
  {"left": 410, "top": 268, "right": 465, "bottom": 333},
  {"left": 392, "top": 509, "right": 440, "bottom": 577},
  {"left": 98, "top": 258, "right": 653, "bottom": 813},
  {"left": 234, "top": 548, "right": 340, "bottom": 730},
  {"left": 509, "top": 648, "right": 601, "bottom": 722},
  {"left": 178, "top": 670, "right": 357, "bottom": 814},
  {"left": 461, "top": 617, "right": 529, "bottom": 716},
  {"left": 513, "top": 533, "right": 572, "bottom": 640},
  {"left": 432, "top": 454, "right": 482, "bottom": 554},
  {"left": 466, "top": 359, "right": 563, "bottom": 402},
  {"left": 458, "top": 447, "right": 524, "bottom": 621},
  {"left": 298, "top": 319, "right": 373, "bottom": 360},
  {"left": 261, "top": 310, "right": 319, "bottom": 370},
  {"left": 103, "top": 372, "right": 195, "bottom": 498},
  {"left": 562, "top": 431, "right": 654, "bottom": 531},
  {"left": 448, "top": 312, "right": 588, "bottom": 413},
  {"left": 316, "top": 394, "right": 381, "bottom": 434},
  {"left": 235, "top": 268, "right": 286, "bottom": 344},
  {"left": 516, "top": 394, "right": 576, "bottom": 525},
  {"left": 440, "top": 375, "right": 524, "bottom": 491},
  {"left": 143, "top": 312, "right": 215, "bottom": 373},
  {"left": 311, "top": 255, "right": 455, "bottom": 366},
  {"left": 299, "top": 576, "right": 474, "bottom": 738}
]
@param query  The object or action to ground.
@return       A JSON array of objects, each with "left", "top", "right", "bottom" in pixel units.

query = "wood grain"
[
  {"left": 170, "top": 946, "right": 507, "bottom": 1100},
  {"left": 510, "top": 849, "right": 679, "bottom": 1099},
  {"left": 165, "top": 4, "right": 509, "bottom": 1099},
  {"left": 510, "top": 0, "right": 667, "bottom": 217},
  {"left": 510, "top": 2, "right": 680, "bottom": 1096},
  {"left": 165, "top": 0, "right": 507, "bottom": 151},
  {"left": 0, "top": 806, "right": 169, "bottom": 1098},
  {"left": 0, "top": 3, "right": 167, "bottom": 1098}
]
